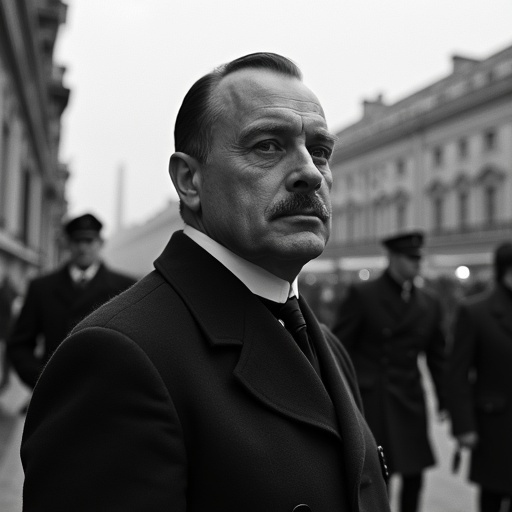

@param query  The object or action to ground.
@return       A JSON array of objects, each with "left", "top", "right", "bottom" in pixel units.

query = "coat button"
[
  {"left": 377, "top": 445, "right": 389, "bottom": 482},
  {"left": 292, "top": 505, "right": 311, "bottom": 512}
]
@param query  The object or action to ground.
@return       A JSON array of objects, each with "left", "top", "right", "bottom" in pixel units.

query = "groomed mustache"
[{"left": 268, "top": 193, "right": 331, "bottom": 222}]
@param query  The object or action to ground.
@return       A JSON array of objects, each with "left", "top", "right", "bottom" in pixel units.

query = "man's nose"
[{"left": 286, "top": 149, "right": 324, "bottom": 193}]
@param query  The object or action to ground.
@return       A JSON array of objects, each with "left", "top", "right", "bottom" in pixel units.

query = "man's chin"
[{"left": 277, "top": 231, "right": 328, "bottom": 260}]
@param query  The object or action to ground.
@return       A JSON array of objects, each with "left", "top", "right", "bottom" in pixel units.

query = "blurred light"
[
  {"left": 321, "top": 288, "right": 335, "bottom": 303},
  {"left": 413, "top": 275, "right": 425, "bottom": 288},
  {"left": 358, "top": 269, "right": 370, "bottom": 281},
  {"left": 455, "top": 266, "right": 470, "bottom": 280},
  {"left": 304, "top": 273, "right": 317, "bottom": 285}
]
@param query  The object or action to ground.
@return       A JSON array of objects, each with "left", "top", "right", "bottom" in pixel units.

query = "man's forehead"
[{"left": 214, "top": 69, "right": 326, "bottom": 121}]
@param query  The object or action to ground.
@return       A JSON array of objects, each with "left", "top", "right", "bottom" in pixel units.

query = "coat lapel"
[
  {"left": 393, "top": 289, "right": 429, "bottom": 335},
  {"left": 154, "top": 232, "right": 340, "bottom": 439},
  {"left": 301, "top": 299, "right": 366, "bottom": 503},
  {"left": 375, "top": 275, "right": 403, "bottom": 322},
  {"left": 374, "top": 273, "right": 429, "bottom": 335}
]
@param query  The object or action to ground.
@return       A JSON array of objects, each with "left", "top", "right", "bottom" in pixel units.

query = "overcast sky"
[{"left": 54, "top": 0, "right": 512, "bottom": 235}]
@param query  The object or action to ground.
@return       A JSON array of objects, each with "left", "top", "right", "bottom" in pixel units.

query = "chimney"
[
  {"left": 451, "top": 55, "right": 479, "bottom": 74},
  {"left": 362, "top": 93, "right": 386, "bottom": 119}
]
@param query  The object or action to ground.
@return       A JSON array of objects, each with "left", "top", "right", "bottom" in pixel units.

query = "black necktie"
[
  {"left": 262, "top": 296, "right": 322, "bottom": 378},
  {"left": 76, "top": 274, "right": 90, "bottom": 289}
]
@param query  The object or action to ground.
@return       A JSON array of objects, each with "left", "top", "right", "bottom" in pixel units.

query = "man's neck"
[{"left": 183, "top": 225, "right": 298, "bottom": 303}]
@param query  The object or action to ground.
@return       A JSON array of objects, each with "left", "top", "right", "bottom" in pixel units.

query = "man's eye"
[
  {"left": 255, "top": 140, "right": 280, "bottom": 152},
  {"left": 310, "top": 147, "right": 332, "bottom": 161}
]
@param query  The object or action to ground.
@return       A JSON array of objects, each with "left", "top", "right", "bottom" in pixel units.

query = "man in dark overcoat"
[
  {"left": 333, "top": 231, "right": 446, "bottom": 512},
  {"left": 0, "top": 275, "right": 17, "bottom": 390},
  {"left": 20, "top": 53, "right": 391, "bottom": 511},
  {"left": 7, "top": 213, "right": 136, "bottom": 389},
  {"left": 446, "top": 242, "right": 512, "bottom": 512}
]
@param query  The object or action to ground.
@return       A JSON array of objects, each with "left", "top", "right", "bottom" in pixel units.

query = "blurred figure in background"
[
  {"left": 446, "top": 242, "right": 512, "bottom": 512},
  {"left": 7, "top": 213, "right": 136, "bottom": 391},
  {"left": 0, "top": 275, "right": 17, "bottom": 391},
  {"left": 333, "top": 231, "right": 446, "bottom": 512}
]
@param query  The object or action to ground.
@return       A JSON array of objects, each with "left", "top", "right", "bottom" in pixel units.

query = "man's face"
[
  {"left": 391, "top": 253, "right": 422, "bottom": 282},
  {"left": 68, "top": 235, "right": 103, "bottom": 270},
  {"left": 194, "top": 69, "right": 335, "bottom": 281}
]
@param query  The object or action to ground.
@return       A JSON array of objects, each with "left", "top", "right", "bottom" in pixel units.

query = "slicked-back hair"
[
  {"left": 494, "top": 242, "right": 512, "bottom": 283},
  {"left": 174, "top": 53, "right": 303, "bottom": 164}
]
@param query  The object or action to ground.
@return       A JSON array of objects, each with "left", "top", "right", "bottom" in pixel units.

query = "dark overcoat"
[
  {"left": 446, "top": 285, "right": 512, "bottom": 494},
  {"left": 7, "top": 262, "right": 136, "bottom": 388},
  {"left": 333, "top": 272, "right": 446, "bottom": 475},
  {"left": 21, "top": 232, "right": 390, "bottom": 512}
]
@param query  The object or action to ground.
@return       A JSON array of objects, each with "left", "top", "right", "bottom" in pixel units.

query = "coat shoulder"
[
  {"left": 348, "top": 276, "right": 380, "bottom": 299},
  {"left": 70, "top": 270, "right": 194, "bottom": 354},
  {"left": 30, "top": 267, "right": 67, "bottom": 287},
  {"left": 73, "top": 271, "right": 167, "bottom": 331}
]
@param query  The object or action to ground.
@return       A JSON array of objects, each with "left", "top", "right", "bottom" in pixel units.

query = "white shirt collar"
[
  {"left": 183, "top": 225, "right": 298, "bottom": 303},
  {"left": 69, "top": 261, "right": 101, "bottom": 284}
]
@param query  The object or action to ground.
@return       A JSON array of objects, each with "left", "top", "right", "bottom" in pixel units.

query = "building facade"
[
  {"left": 324, "top": 43, "right": 512, "bottom": 280},
  {"left": 0, "top": 0, "right": 69, "bottom": 294}
]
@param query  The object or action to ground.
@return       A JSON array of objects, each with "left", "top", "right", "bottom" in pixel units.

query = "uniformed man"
[
  {"left": 333, "top": 230, "right": 446, "bottom": 512},
  {"left": 7, "top": 213, "right": 136, "bottom": 389},
  {"left": 446, "top": 242, "right": 512, "bottom": 512}
]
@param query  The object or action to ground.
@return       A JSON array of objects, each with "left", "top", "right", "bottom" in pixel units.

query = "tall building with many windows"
[
  {"left": 323, "top": 43, "right": 512, "bottom": 278},
  {"left": 0, "top": 0, "right": 69, "bottom": 293}
]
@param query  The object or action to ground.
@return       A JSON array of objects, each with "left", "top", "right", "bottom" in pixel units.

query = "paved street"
[
  {"left": 0, "top": 373, "right": 30, "bottom": 512},
  {"left": 0, "top": 367, "right": 478, "bottom": 512}
]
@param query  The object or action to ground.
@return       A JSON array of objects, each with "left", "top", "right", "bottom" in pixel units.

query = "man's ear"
[{"left": 169, "top": 152, "right": 202, "bottom": 213}]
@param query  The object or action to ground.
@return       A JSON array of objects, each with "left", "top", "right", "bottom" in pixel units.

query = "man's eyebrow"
[
  {"left": 238, "top": 122, "right": 291, "bottom": 145},
  {"left": 313, "top": 128, "right": 339, "bottom": 145},
  {"left": 238, "top": 122, "right": 339, "bottom": 146}
]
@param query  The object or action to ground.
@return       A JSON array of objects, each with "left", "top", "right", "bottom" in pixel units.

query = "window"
[
  {"left": 457, "top": 138, "right": 468, "bottom": 160},
  {"left": 458, "top": 191, "right": 468, "bottom": 229},
  {"left": 21, "top": 169, "right": 31, "bottom": 245},
  {"left": 433, "top": 197, "right": 444, "bottom": 231},
  {"left": 484, "top": 185, "right": 496, "bottom": 225},
  {"left": 396, "top": 203, "right": 407, "bottom": 230},
  {"left": 433, "top": 146, "right": 443, "bottom": 167},
  {"left": 0, "top": 124, "right": 11, "bottom": 228},
  {"left": 483, "top": 129, "right": 497, "bottom": 151},
  {"left": 396, "top": 159, "right": 406, "bottom": 178},
  {"left": 346, "top": 206, "right": 355, "bottom": 241}
]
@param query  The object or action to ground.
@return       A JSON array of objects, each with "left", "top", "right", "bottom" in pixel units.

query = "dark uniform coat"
[
  {"left": 446, "top": 284, "right": 512, "bottom": 494},
  {"left": 333, "top": 272, "right": 446, "bottom": 475},
  {"left": 21, "top": 231, "right": 390, "bottom": 512},
  {"left": 7, "top": 262, "right": 136, "bottom": 388}
]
